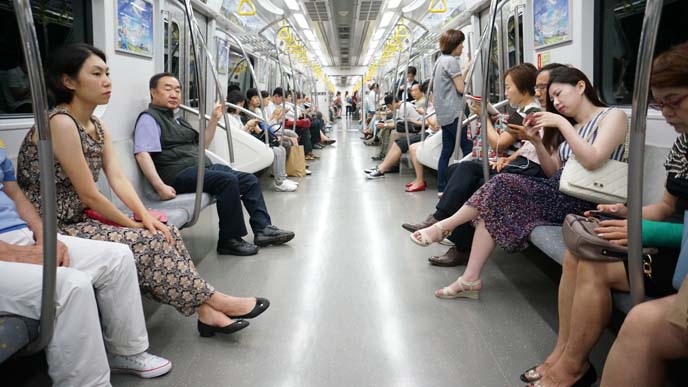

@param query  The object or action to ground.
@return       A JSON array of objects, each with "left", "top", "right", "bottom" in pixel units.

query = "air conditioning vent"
[
  {"left": 358, "top": 1, "right": 383, "bottom": 21},
  {"left": 305, "top": 1, "right": 329, "bottom": 22}
]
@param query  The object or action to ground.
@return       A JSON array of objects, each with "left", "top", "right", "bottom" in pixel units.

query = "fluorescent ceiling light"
[
  {"left": 294, "top": 13, "right": 309, "bottom": 29},
  {"left": 401, "top": 0, "right": 425, "bottom": 13},
  {"left": 387, "top": 0, "right": 402, "bottom": 9},
  {"left": 379, "top": 11, "right": 394, "bottom": 28},
  {"left": 303, "top": 29, "right": 316, "bottom": 41},
  {"left": 284, "top": 0, "right": 300, "bottom": 11}
]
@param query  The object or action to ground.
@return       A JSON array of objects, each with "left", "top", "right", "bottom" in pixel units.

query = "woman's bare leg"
[
  {"left": 413, "top": 205, "right": 480, "bottom": 242},
  {"left": 601, "top": 296, "right": 688, "bottom": 387},
  {"left": 408, "top": 143, "right": 425, "bottom": 188}
]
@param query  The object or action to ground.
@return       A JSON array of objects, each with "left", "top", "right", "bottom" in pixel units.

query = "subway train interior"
[{"left": 1, "top": 0, "right": 688, "bottom": 386}]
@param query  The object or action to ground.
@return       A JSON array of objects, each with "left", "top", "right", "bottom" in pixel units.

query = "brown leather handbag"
[{"left": 562, "top": 214, "right": 631, "bottom": 261}]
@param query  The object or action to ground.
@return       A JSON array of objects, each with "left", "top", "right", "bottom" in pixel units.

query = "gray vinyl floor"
[{"left": 110, "top": 119, "right": 611, "bottom": 387}]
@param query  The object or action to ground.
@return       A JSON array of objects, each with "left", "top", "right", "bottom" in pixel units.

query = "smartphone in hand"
[
  {"left": 507, "top": 111, "right": 524, "bottom": 126},
  {"left": 587, "top": 210, "right": 625, "bottom": 221}
]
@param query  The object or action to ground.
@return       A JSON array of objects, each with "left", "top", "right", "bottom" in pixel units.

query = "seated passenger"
[
  {"left": 366, "top": 86, "right": 430, "bottom": 179},
  {"left": 133, "top": 72, "right": 295, "bottom": 256},
  {"left": 528, "top": 42, "right": 688, "bottom": 387},
  {"left": 410, "top": 67, "right": 627, "bottom": 304},
  {"left": 17, "top": 43, "right": 269, "bottom": 339},
  {"left": 403, "top": 63, "right": 565, "bottom": 266},
  {"left": 0, "top": 138, "right": 171, "bottom": 385},
  {"left": 226, "top": 90, "right": 296, "bottom": 192}
]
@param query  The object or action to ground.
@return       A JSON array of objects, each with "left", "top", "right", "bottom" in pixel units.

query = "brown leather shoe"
[
  {"left": 428, "top": 247, "right": 469, "bottom": 267},
  {"left": 402, "top": 214, "right": 438, "bottom": 232}
]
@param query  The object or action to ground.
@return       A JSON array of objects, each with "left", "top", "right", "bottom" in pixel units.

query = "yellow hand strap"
[
  {"left": 429, "top": 0, "right": 447, "bottom": 13},
  {"left": 238, "top": 0, "right": 256, "bottom": 16}
]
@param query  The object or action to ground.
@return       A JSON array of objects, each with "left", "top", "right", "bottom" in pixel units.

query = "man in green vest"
[{"left": 134, "top": 73, "right": 294, "bottom": 256}]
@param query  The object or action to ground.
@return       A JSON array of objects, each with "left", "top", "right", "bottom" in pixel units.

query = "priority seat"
[
  {"left": 96, "top": 138, "right": 218, "bottom": 228},
  {"left": 528, "top": 145, "right": 671, "bottom": 313},
  {"left": 0, "top": 316, "right": 39, "bottom": 365}
]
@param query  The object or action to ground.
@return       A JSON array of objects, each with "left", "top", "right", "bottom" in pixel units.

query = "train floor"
[
  {"left": 6, "top": 118, "right": 618, "bottom": 387},
  {"left": 112, "top": 118, "right": 617, "bottom": 387}
]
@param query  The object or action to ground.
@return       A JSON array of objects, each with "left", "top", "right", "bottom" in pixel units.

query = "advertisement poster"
[
  {"left": 116, "top": 0, "right": 154, "bottom": 57},
  {"left": 533, "top": 0, "right": 572, "bottom": 49}
]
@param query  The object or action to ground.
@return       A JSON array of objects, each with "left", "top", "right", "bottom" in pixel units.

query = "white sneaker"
[
  {"left": 108, "top": 352, "right": 172, "bottom": 379},
  {"left": 274, "top": 181, "right": 297, "bottom": 192},
  {"left": 286, "top": 179, "right": 300, "bottom": 185},
  {"left": 305, "top": 169, "right": 312, "bottom": 175}
]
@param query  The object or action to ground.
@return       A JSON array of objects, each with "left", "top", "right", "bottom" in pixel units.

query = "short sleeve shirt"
[
  {"left": 432, "top": 55, "right": 463, "bottom": 126},
  {"left": 133, "top": 113, "right": 162, "bottom": 154},
  {"left": 0, "top": 139, "right": 27, "bottom": 233}
]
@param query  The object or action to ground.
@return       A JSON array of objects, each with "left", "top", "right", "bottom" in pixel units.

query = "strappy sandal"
[
  {"left": 520, "top": 364, "right": 546, "bottom": 383},
  {"left": 409, "top": 223, "right": 450, "bottom": 246},
  {"left": 435, "top": 277, "right": 482, "bottom": 300}
]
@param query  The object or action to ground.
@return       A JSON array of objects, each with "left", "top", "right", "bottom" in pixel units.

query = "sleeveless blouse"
[
  {"left": 557, "top": 108, "right": 626, "bottom": 163},
  {"left": 17, "top": 107, "right": 105, "bottom": 226}
]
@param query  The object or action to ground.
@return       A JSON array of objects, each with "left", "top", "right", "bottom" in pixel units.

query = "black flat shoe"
[
  {"left": 228, "top": 298, "right": 270, "bottom": 319},
  {"left": 254, "top": 225, "right": 295, "bottom": 247},
  {"left": 197, "top": 320, "right": 249, "bottom": 337},
  {"left": 217, "top": 238, "right": 259, "bottom": 256}
]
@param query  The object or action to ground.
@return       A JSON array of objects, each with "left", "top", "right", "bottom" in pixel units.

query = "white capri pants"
[{"left": 0, "top": 228, "right": 149, "bottom": 387}]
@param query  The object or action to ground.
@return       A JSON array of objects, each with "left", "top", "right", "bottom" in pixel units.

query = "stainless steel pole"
[
  {"left": 14, "top": 0, "right": 58, "bottom": 355},
  {"left": 627, "top": 0, "right": 664, "bottom": 306}
]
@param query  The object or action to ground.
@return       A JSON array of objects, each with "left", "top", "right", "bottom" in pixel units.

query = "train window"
[
  {"left": 596, "top": 0, "right": 688, "bottom": 105},
  {"left": 488, "top": 27, "right": 501, "bottom": 103},
  {"left": 163, "top": 18, "right": 181, "bottom": 80},
  {"left": 507, "top": 13, "right": 524, "bottom": 67},
  {"left": 0, "top": 0, "right": 91, "bottom": 116}
]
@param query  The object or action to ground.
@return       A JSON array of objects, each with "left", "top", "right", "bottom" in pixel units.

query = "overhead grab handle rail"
[
  {"left": 429, "top": 0, "right": 447, "bottom": 13},
  {"left": 627, "top": 0, "right": 664, "bottom": 306},
  {"left": 237, "top": 0, "right": 256, "bottom": 16},
  {"left": 13, "top": 0, "right": 59, "bottom": 356},
  {"left": 179, "top": 103, "right": 265, "bottom": 128}
]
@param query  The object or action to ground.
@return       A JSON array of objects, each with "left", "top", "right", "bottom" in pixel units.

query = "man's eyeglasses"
[
  {"left": 649, "top": 93, "right": 688, "bottom": 111},
  {"left": 534, "top": 84, "right": 548, "bottom": 93}
]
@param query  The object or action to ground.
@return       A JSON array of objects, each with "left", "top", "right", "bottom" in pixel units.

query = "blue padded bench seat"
[
  {"left": 527, "top": 145, "right": 672, "bottom": 314},
  {"left": 0, "top": 316, "right": 39, "bottom": 364},
  {"left": 96, "top": 139, "right": 216, "bottom": 228}
]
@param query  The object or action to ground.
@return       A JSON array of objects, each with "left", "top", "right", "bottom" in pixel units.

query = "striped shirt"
[{"left": 557, "top": 108, "right": 626, "bottom": 163}]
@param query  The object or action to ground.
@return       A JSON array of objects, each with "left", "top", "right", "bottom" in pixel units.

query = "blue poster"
[
  {"left": 116, "top": 0, "right": 154, "bottom": 57},
  {"left": 533, "top": 0, "right": 571, "bottom": 49}
]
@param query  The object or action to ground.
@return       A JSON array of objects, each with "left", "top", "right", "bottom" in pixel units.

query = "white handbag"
[{"left": 559, "top": 110, "right": 629, "bottom": 204}]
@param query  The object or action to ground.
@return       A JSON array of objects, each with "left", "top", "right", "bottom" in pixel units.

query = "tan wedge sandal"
[
  {"left": 410, "top": 223, "right": 451, "bottom": 246},
  {"left": 435, "top": 277, "right": 482, "bottom": 300}
]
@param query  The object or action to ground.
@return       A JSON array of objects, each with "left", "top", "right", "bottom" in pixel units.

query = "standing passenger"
[
  {"left": 17, "top": 43, "right": 269, "bottom": 338},
  {"left": 434, "top": 29, "right": 472, "bottom": 193}
]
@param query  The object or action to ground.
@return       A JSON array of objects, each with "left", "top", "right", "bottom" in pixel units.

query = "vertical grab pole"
[
  {"left": 627, "top": 0, "right": 664, "bottom": 306},
  {"left": 181, "top": 0, "right": 206, "bottom": 228},
  {"left": 188, "top": 24, "right": 235, "bottom": 163},
  {"left": 14, "top": 0, "right": 58, "bottom": 355},
  {"left": 224, "top": 31, "right": 270, "bottom": 144},
  {"left": 478, "top": 0, "right": 500, "bottom": 182},
  {"left": 421, "top": 58, "right": 438, "bottom": 142},
  {"left": 396, "top": 21, "right": 414, "bottom": 151}
]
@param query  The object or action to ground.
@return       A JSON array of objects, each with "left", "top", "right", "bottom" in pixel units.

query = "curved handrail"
[
  {"left": 180, "top": 102, "right": 264, "bottom": 123},
  {"left": 478, "top": 0, "right": 501, "bottom": 183},
  {"left": 222, "top": 31, "right": 271, "bottom": 145},
  {"left": 181, "top": 0, "right": 208, "bottom": 228},
  {"left": 273, "top": 23, "right": 298, "bottom": 135},
  {"left": 627, "top": 0, "right": 664, "bottom": 306},
  {"left": 13, "top": 0, "right": 58, "bottom": 356},
  {"left": 453, "top": 0, "right": 508, "bottom": 164},
  {"left": 187, "top": 26, "right": 235, "bottom": 164}
]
